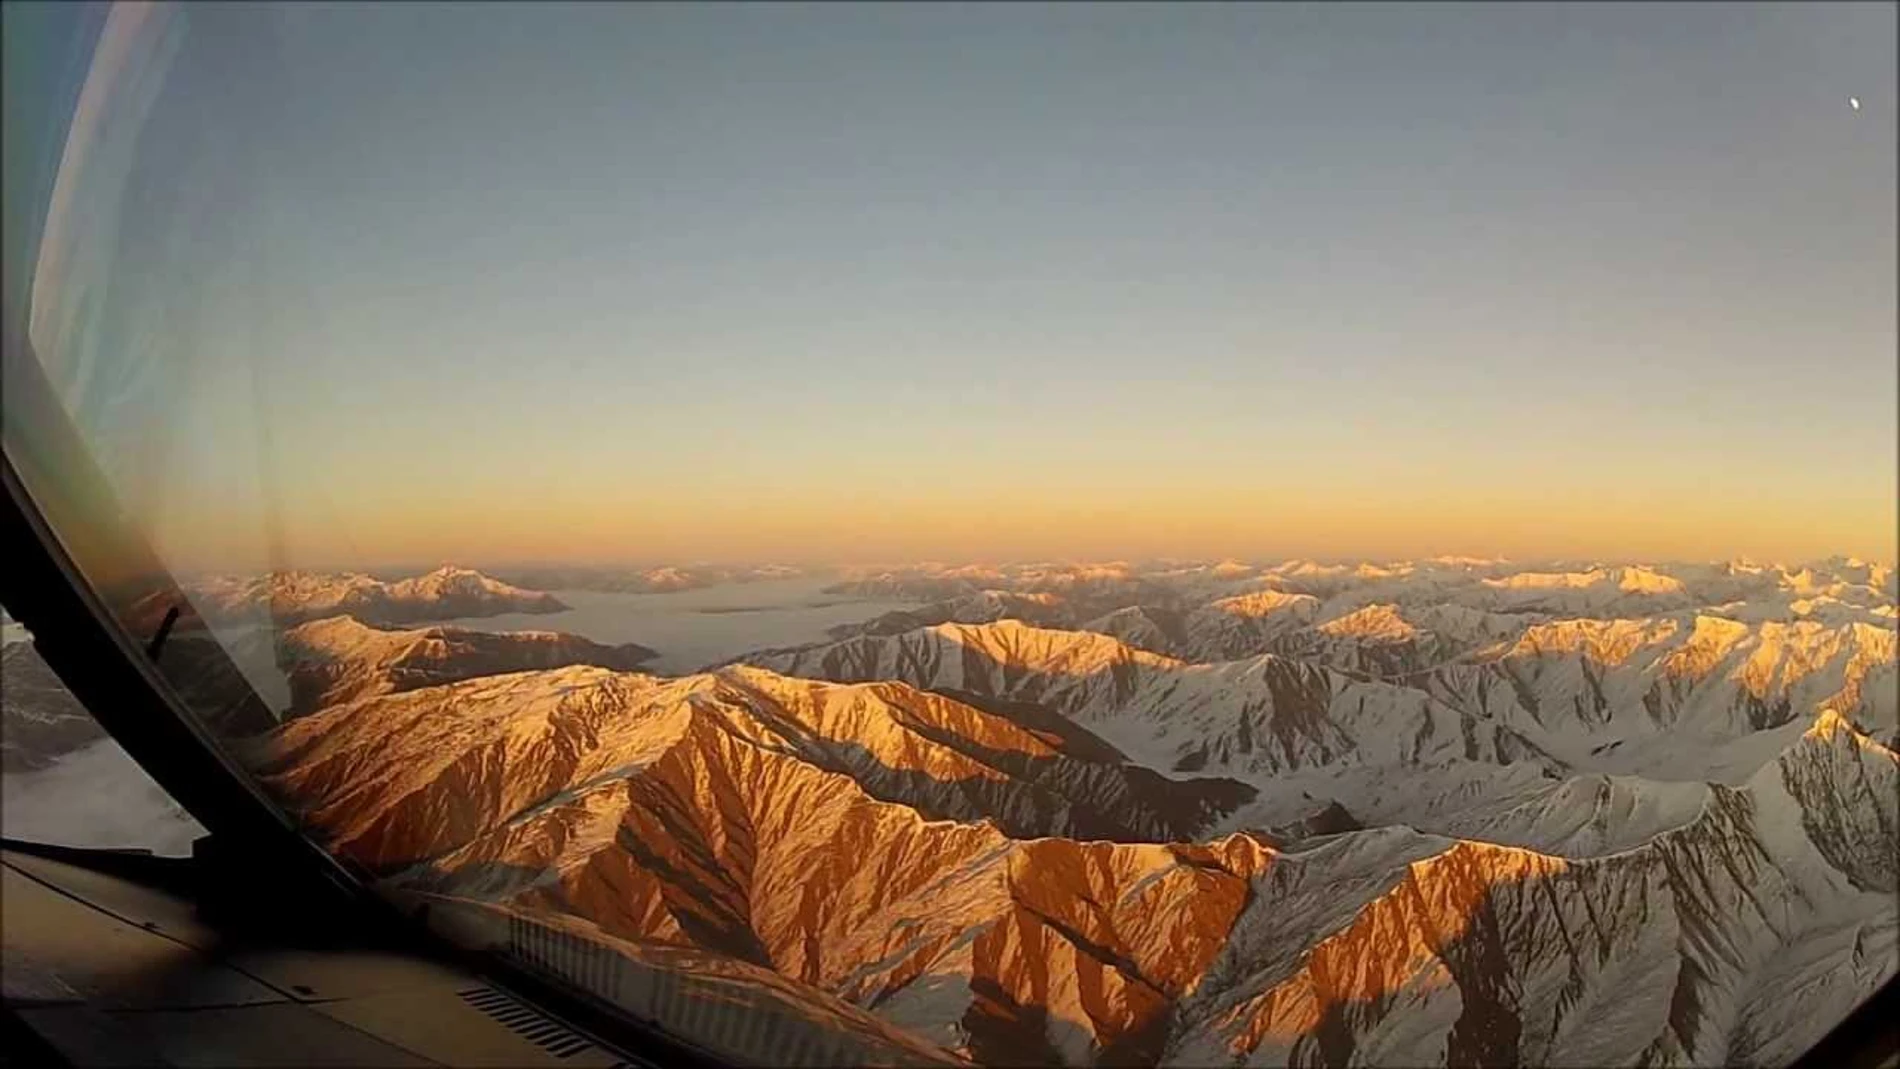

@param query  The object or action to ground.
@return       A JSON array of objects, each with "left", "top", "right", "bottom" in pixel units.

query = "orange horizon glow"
[
  {"left": 17, "top": 2, "right": 1897, "bottom": 582},
  {"left": 139, "top": 476, "right": 1897, "bottom": 575}
]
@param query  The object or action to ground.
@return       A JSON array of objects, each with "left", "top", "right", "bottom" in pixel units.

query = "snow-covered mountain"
[
  {"left": 247, "top": 666, "right": 1257, "bottom": 870},
  {"left": 2, "top": 642, "right": 107, "bottom": 773},
  {"left": 827, "top": 589, "right": 1072, "bottom": 639},
  {"left": 824, "top": 562, "right": 1209, "bottom": 618},
  {"left": 748, "top": 608, "right": 1895, "bottom": 771},
  {"left": 271, "top": 615, "right": 658, "bottom": 716},
  {"left": 1, "top": 633, "right": 205, "bottom": 854},
  {"left": 1170, "top": 720, "right": 1896, "bottom": 1067},
  {"left": 1146, "top": 590, "right": 1326, "bottom": 663},
  {"left": 744, "top": 620, "right": 1556, "bottom": 779},
  {"left": 493, "top": 563, "right": 807, "bottom": 594},
  {"left": 211, "top": 554, "right": 1894, "bottom": 1066},
  {"left": 826, "top": 556, "right": 1893, "bottom": 626},
  {"left": 1271, "top": 602, "right": 1535, "bottom": 676},
  {"left": 1414, "top": 614, "right": 1898, "bottom": 766},
  {"left": 155, "top": 565, "right": 569, "bottom": 629},
  {"left": 248, "top": 658, "right": 1896, "bottom": 1067}
]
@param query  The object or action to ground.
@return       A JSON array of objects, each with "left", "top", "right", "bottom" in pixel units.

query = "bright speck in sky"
[{"left": 1849, "top": 96, "right": 1861, "bottom": 110}]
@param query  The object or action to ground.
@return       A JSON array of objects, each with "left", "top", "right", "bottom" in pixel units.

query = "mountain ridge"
[
  {"left": 111, "top": 553, "right": 1889, "bottom": 1066},
  {"left": 246, "top": 656, "right": 1896, "bottom": 1066}
]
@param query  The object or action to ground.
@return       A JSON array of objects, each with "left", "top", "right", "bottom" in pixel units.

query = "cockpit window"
[{"left": 3, "top": 3, "right": 1893, "bottom": 1066}]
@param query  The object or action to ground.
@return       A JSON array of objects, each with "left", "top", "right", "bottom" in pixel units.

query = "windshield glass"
[
  {"left": 1, "top": 609, "right": 204, "bottom": 854},
  {"left": 3, "top": 2, "right": 1895, "bottom": 1066}
]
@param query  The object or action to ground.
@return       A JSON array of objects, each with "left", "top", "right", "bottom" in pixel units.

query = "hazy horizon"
[
  {"left": 18, "top": 2, "right": 1897, "bottom": 572},
  {"left": 189, "top": 549, "right": 1897, "bottom": 584}
]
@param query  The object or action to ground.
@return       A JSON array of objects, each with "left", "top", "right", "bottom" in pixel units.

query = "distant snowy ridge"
[{"left": 133, "top": 565, "right": 569, "bottom": 630}]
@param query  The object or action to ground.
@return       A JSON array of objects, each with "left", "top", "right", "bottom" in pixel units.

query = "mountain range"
[
  {"left": 209, "top": 555, "right": 1895, "bottom": 1066},
  {"left": 6, "top": 558, "right": 1891, "bottom": 1064},
  {"left": 245, "top": 660, "right": 1893, "bottom": 1066},
  {"left": 491, "top": 563, "right": 806, "bottom": 595},
  {"left": 122, "top": 565, "right": 568, "bottom": 635},
  {"left": 267, "top": 615, "right": 657, "bottom": 717}
]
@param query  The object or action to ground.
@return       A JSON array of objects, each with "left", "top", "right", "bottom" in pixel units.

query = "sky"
[{"left": 16, "top": 1, "right": 1898, "bottom": 570}]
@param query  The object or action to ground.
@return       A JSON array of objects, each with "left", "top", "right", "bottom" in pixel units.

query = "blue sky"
[{"left": 20, "top": 1, "right": 1897, "bottom": 567}]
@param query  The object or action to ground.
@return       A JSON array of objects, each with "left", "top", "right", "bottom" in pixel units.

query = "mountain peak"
[
  {"left": 1210, "top": 589, "right": 1320, "bottom": 619},
  {"left": 1316, "top": 603, "right": 1418, "bottom": 643},
  {"left": 1617, "top": 565, "right": 1688, "bottom": 594},
  {"left": 1803, "top": 708, "right": 1893, "bottom": 758},
  {"left": 928, "top": 618, "right": 1179, "bottom": 666},
  {"left": 1507, "top": 616, "right": 1682, "bottom": 664}
]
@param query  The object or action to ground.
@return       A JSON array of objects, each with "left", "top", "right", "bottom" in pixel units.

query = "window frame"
[{"left": 0, "top": 277, "right": 732, "bottom": 1069}]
